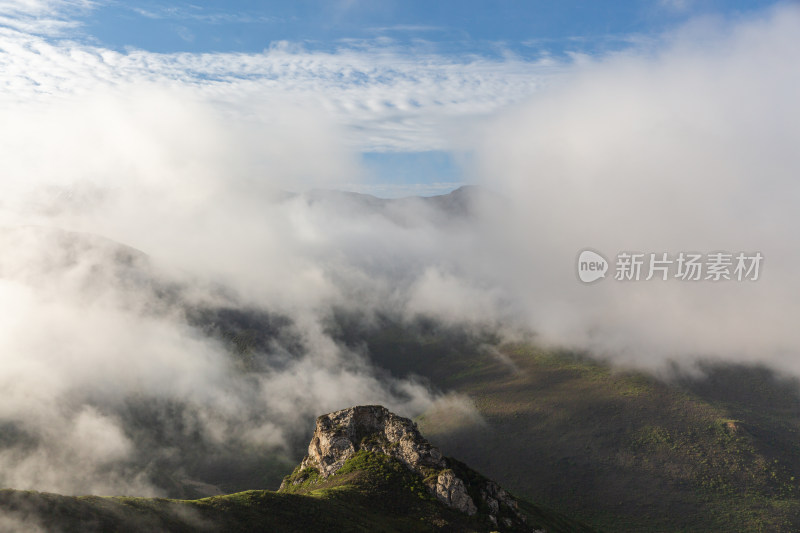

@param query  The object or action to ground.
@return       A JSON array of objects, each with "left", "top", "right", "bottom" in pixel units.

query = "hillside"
[
  {"left": 332, "top": 316, "right": 800, "bottom": 532},
  {"left": 4, "top": 217, "right": 800, "bottom": 532},
  {"left": 0, "top": 407, "right": 594, "bottom": 533}
]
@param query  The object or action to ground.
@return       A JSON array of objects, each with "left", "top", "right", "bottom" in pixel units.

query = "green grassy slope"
[
  {"left": 335, "top": 318, "right": 800, "bottom": 532},
  {"left": 0, "top": 451, "right": 595, "bottom": 533}
]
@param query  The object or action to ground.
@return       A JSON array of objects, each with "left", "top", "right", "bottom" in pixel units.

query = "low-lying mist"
[
  {"left": 468, "top": 5, "right": 800, "bottom": 369},
  {"left": 0, "top": 94, "right": 482, "bottom": 496}
]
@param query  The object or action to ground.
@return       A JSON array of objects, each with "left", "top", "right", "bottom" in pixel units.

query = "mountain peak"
[
  {"left": 283, "top": 405, "right": 533, "bottom": 531},
  {"left": 302, "top": 405, "right": 445, "bottom": 478}
]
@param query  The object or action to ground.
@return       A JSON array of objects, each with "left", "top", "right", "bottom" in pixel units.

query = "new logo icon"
[{"left": 577, "top": 249, "right": 608, "bottom": 283}]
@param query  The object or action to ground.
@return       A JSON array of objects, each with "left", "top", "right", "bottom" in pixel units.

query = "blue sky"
[
  {"left": 0, "top": 0, "right": 786, "bottom": 196},
  {"left": 79, "top": 1, "right": 777, "bottom": 56}
]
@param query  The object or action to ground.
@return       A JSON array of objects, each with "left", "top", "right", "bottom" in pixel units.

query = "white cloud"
[
  {"left": 0, "top": 0, "right": 94, "bottom": 35},
  {"left": 0, "top": 83, "right": 475, "bottom": 495},
  {"left": 0, "top": 27, "right": 560, "bottom": 151},
  {"left": 468, "top": 4, "right": 800, "bottom": 371},
  {"left": 129, "top": 5, "right": 281, "bottom": 24},
  {"left": 659, "top": 0, "right": 693, "bottom": 13}
]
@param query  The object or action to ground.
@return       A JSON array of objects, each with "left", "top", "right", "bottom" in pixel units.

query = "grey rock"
[
  {"left": 293, "top": 405, "right": 536, "bottom": 531},
  {"left": 300, "top": 404, "right": 445, "bottom": 477},
  {"left": 435, "top": 469, "right": 478, "bottom": 515}
]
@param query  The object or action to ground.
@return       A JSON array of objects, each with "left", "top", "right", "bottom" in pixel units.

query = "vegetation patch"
[
  {"left": 279, "top": 466, "right": 320, "bottom": 493},
  {"left": 336, "top": 450, "right": 434, "bottom": 501}
]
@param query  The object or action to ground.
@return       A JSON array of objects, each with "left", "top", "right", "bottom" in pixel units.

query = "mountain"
[
  {"left": 0, "top": 406, "right": 595, "bottom": 533},
  {"left": 332, "top": 315, "right": 800, "bottom": 532},
  {"left": 280, "top": 405, "right": 573, "bottom": 532},
  {"left": 5, "top": 191, "right": 800, "bottom": 532},
  {"left": 288, "top": 185, "right": 501, "bottom": 227}
]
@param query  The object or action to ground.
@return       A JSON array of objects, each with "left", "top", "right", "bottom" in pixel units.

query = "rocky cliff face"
[{"left": 285, "top": 405, "right": 535, "bottom": 531}]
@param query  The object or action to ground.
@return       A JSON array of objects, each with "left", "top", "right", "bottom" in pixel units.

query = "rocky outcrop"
[
  {"left": 286, "top": 405, "right": 533, "bottom": 530},
  {"left": 434, "top": 468, "right": 477, "bottom": 515},
  {"left": 299, "top": 404, "right": 445, "bottom": 478}
]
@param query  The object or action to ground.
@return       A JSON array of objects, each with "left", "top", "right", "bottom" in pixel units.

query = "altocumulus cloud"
[
  {"left": 0, "top": 0, "right": 94, "bottom": 36},
  {"left": 0, "top": 2, "right": 559, "bottom": 152}
]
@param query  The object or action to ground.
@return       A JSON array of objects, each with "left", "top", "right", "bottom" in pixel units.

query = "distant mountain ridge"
[{"left": 282, "top": 185, "right": 501, "bottom": 226}]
